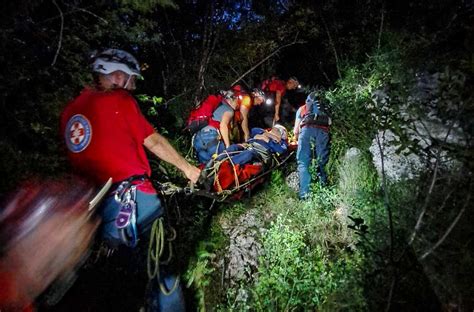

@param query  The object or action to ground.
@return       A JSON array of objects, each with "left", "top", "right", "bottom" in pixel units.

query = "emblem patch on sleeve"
[{"left": 65, "top": 114, "right": 92, "bottom": 153}]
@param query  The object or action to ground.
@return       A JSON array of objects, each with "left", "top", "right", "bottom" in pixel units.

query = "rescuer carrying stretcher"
[{"left": 60, "top": 48, "right": 200, "bottom": 311}]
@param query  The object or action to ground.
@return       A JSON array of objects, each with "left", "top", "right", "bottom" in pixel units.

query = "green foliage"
[
  {"left": 136, "top": 94, "right": 164, "bottom": 117},
  {"left": 117, "top": 0, "right": 178, "bottom": 12},
  {"left": 183, "top": 207, "right": 232, "bottom": 312},
  {"left": 0, "top": 0, "right": 472, "bottom": 310},
  {"left": 254, "top": 214, "right": 361, "bottom": 310},
  {"left": 187, "top": 164, "right": 371, "bottom": 311},
  {"left": 247, "top": 169, "right": 369, "bottom": 310},
  {"left": 325, "top": 45, "right": 408, "bottom": 150},
  {"left": 184, "top": 241, "right": 217, "bottom": 312}
]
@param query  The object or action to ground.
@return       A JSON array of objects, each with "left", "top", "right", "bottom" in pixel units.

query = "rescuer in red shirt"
[
  {"left": 261, "top": 76, "right": 300, "bottom": 126},
  {"left": 60, "top": 48, "right": 199, "bottom": 310}
]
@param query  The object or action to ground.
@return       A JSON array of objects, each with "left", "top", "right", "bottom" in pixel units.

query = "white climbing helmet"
[
  {"left": 273, "top": 124, "right": 288, "bottom": 141},
  {"left": 91, "top": 49, "right": 142, "bottom": 77},
  {"left": 219, "top": 89, "right": 237, "bottom": 100},
  {"left": 251, "top": 88, "right": 265, "bottom": 99}
]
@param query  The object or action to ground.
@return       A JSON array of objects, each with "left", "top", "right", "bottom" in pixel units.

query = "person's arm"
[
  {"left": 144, "top": 132, "right": 200, "bottom": 183},
  {"left": 240, "top": 106, "right": 250, "bottom": 141},
  {"left": 273, "top": 91, "right": 282, "bottom": 124},
  {"left": 294, "top": 110, "right": 302, "bottom": 142},
  {"left": 219, "top": 111, "right": 234, "bottom": 148}
]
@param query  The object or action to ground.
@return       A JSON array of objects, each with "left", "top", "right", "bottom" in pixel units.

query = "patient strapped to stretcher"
[{"left": 200, "top": 125, "right": 289, "bottom": 197}]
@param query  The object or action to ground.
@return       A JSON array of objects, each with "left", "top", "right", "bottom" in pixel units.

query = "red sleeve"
[
  {"left": 269, "top": 80, "right": 286, "bottom": 96},
  {"left": 116, "top": 91, "right": 155, "bottom": 143}
]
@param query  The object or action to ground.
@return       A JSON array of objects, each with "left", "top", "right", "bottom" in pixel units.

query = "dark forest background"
[
  {"left": 1, "top": 0, "right": 471, "bottom": 195},
  {"left": 1, "top": 0, "right": 473, "bottom": 311}
]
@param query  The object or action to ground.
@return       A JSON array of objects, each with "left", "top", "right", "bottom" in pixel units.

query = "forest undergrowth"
[
  {"left": 184, "top": 150, "right": 393, "bottom": 311},
  {"left": 183, "top": 39, "right": 473, "bottom": 310}
]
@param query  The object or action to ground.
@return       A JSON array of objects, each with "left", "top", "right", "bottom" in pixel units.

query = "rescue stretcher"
[{"left": 159, "top": 143, "right": 296, "bottom": 202}]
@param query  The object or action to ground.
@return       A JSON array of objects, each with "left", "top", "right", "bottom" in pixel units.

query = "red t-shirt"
[
  {"left": 60, "top": 88, "right": 156, "bottom": 192},
  {"left": 264, "top": 80, "right": 287, "bottom": 97}
]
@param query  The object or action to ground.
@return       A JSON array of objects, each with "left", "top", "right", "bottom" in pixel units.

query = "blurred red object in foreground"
[{"left": 0, "top": 176, "right": 100, "bottom": 310}]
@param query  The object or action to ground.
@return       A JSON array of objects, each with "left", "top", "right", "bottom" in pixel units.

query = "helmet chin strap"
[
  {"left": 123, "top": 75, "right": 132, "bottom": 89},
  {"left": 100, "top": 73, "right": 133, "bottom": 90}
]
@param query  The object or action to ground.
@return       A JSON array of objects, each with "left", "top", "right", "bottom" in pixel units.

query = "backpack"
[
  {"left": 300, "top": 97, "right": 332, "bottom": 127},
  {"left": 185, "top": 94, "right": 223, "bottom": 134}
]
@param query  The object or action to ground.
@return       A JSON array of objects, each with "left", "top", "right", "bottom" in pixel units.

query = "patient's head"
[{"left": 271, "top": 124, "right": 288, "bottom": 141}]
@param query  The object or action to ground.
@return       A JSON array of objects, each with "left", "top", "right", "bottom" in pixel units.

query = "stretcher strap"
[
  {"left": 153, "top": 151, "right": 294, "bottom": 202},
  {"left": 200, "top": 150, "right": 295, "bottom": 202},
  {"left": 222, "top": 149, "right": 240, "bottom": 189},
  {"left": 209, "top": 150, "right": 242, "bottom": 193}
]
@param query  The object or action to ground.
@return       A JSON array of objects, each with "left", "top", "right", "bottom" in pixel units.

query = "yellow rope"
[
  {"left": 147, "top": 218, "right": 179, "bottom": 296},
  {"left": 223, "top": 150, "right": 240, "bottom": 189},
  {"left": 209, "top": 150, "right": 243, "bottom": 193}
]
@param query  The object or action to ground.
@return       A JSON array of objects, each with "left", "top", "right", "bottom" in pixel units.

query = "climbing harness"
[
  {"left": 146, "top": 181, "right": 192, "bottom": 297},
  {"left": 111, "top": 174, "right": 149, "bottom": 247},
  {"left": 301, "top": 113, "right": 331, "bottom": 127},
  {"left": 247, "top": 141, "right": 272, "bottom": 163}
]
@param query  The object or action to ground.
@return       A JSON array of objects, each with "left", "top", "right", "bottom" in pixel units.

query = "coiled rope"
[{"left": 147, "top": 218, "right": 179, "bottom": 296}]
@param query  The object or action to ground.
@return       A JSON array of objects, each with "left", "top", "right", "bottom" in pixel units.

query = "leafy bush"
[{"left": 253, "top": 213, "right": 365, "bottom": 311}]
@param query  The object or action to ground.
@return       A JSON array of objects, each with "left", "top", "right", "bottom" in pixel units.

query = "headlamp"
[{"left": 266, "top": 98, "right": 273, "bottom": 105}]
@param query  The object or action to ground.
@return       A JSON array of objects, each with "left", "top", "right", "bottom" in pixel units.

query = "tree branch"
[
  {"left": 163, "top": 89, "right": 192, "bottom": 106},
  {"left": 420, "top": 191, "right": 471, "bottom": 260},
  {"left": 230, "top": 33, "right": 304, "bottom": 86},
  {"left": 51, "top": 0, "right": 64, "bottom": 67},
  {"left": 321, "top": 16, "right": 341, "bottom": 79},
  {"left": 377, "top": 2, "right": 385, "bottom": 51},
  {"left": 278, "top": 0, "right": 289, "bottom": 11},
  {"left": 194, "top": 1, "right": 218, "bottom": 104},
  {"left": 65, "top": 4, "right": 108, "bottom": 24},
  {"left": 3, "top": 5, "right": 94, "bottom": 33},
  {"left": 407, "top": 156, "right": 439, "bottom": 245},
  {"left": 318, "top": 61, "right": 331, "bottom": 83},
  {"left": 384, "top": 274, "right": 396, "bottom": 312},
  {"left": 407, "top": 117, "right": 457, "bottom": 246},
  {"left": 228, "top": 65, "right": 251, "bottom": 88},
  {"left": 376, "top": 130, "right": 394, "bottom": 261}
]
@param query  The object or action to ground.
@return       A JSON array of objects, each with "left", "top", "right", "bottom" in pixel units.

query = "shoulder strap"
[{"left": 300, "top": 105, "right": 307, "bottom": 118}]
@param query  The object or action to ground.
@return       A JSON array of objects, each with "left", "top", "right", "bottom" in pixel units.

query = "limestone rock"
[
  {"left": 369, "top": 72, "right": 467, "bottom": 181},
  {"left": 285, "top": 171, "right": 299, "bottom": 193},
  {"left": 220, "top": 209, "right": 264, "bottom": 287}
]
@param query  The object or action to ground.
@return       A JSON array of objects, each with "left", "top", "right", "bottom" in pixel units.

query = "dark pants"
[
  {"left": 99, "top": 188, "right": 185, "bottom": 311},
  {"left": 216, "top": 144, "right": 260, "bottom": 165}
]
